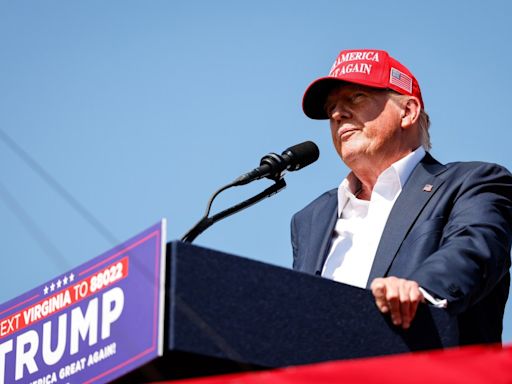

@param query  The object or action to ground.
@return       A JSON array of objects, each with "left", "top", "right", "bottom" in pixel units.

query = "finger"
[
  {"left": 409, "top": 284, "right": 423, "bottom": 323},
  {"left": 385, "top": 284, "right": 401, "bottom": 326},
  {"left": 371, "top": 279, "right": 389, "bottom": 313},
  {"left": 399, "top": 281, "right": 411, "bottom": 329}
]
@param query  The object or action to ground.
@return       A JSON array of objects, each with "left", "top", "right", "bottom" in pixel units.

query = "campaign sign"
[{"left": 0, "top": 220, "right": 167, "bottom": 384}]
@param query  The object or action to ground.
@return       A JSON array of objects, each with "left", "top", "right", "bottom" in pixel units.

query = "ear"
[{"left": 400, "top": 97, "right": 421, "bottom": 129}]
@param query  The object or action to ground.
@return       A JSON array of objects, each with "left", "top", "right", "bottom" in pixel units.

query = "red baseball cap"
[{"left": 302, "top": 49, "right": 424, "bottom": 119}]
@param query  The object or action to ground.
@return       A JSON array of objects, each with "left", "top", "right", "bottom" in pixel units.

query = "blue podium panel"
[{"left": 167, "top": 241, "right": 459, "bottom": 368}]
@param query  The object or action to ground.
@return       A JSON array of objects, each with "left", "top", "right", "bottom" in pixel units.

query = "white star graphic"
[
  {"left": 44, "top": 286, "right": 49, "bottom": 295},
  {"left": 56, "top": 280, "right": 62, "bottom": 289},
  {"left": 50, "top": 282, "right": 55, "bottom": 292},
  {"left": 63, "top": 276, "right": 68, "bottom": 285},
  {"left": 69, "top": 273, "right": 75, "bottom": 282}
]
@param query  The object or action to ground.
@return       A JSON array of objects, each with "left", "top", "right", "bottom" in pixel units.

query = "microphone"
[
  {"left": 233, "top": 141, "right": 319, "bottom": 186},
  {"left": 182, "top": 141, "right": 318, "bottom": 242}
]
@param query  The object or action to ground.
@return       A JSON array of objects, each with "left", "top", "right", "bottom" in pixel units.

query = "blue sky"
[{"left": 1, "top": 1, "right": 511, "bottom": 342}]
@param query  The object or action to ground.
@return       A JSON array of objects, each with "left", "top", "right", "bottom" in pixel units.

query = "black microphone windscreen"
[{"left": 284, "top": 141, "right": 320, "bottom": 171}]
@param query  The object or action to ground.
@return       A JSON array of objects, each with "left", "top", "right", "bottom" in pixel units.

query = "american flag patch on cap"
[{"left": 390, "top": 68, "right": 413, "bottom": 93}]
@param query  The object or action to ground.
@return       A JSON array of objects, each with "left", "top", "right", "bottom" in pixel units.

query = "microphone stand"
[{"left": 181, "top": 178, "right": 287, "bottom": 243}]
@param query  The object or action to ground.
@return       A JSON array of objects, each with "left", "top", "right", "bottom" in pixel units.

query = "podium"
[{"left": 113, "top": 241, "right": 459, "bottom": 382}]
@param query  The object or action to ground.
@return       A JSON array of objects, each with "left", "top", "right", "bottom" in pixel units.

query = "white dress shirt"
[{"left": 322, "top": 147, "right": 426, "bottom": 287}]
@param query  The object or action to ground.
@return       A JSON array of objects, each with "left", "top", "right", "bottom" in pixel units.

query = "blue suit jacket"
[{"left": 291, "top": 153, "right": 512, "bottom": 344}]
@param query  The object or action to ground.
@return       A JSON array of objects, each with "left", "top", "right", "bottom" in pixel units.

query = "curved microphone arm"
[{"left": 181, "top": 178, "right": 287, "bottom": 243}]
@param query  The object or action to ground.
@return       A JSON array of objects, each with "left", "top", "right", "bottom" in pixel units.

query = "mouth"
[{"left": 338, "top": 127, "right": 359, "bottom": 140}]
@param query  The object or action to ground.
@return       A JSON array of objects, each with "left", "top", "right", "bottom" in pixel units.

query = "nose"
[{"left": 328, "top": 102, "right": 351, "bottom": 122}]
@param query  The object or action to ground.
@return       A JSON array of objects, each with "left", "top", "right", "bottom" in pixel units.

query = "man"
[{"left": 291, "top": 49, "right": 512, "bottom": 344}]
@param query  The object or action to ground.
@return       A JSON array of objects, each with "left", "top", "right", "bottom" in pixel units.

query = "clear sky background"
[{"left": 1, "top": 1, "right": 511, "bottom": 342}]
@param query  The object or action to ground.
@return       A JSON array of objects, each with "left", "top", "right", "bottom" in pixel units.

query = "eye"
[
  {"left": 324, "top": 102, "right": 336, "bottom": 116},
  {"left": 351, "top": 92, "right": 366, "bottom": 103}
]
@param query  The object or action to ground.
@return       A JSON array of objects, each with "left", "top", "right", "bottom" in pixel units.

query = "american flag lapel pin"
[{"left": 423, "top": 184, "right": 433, "bottom": 192}]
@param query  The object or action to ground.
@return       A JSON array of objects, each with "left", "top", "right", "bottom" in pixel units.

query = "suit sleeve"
[{"left": 410, "top": 163, "right": 512, "bottom": 315}]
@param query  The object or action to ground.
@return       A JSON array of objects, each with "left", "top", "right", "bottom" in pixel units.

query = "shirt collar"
[{"left": 337, "top": 146, "right": 426, "bottom": 217}]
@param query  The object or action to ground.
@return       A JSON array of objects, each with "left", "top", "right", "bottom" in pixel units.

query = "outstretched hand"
[{"left": 370, "top": 277, "right": 425, "bottom": 329}]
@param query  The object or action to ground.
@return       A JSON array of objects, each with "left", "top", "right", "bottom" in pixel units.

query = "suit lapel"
[
  {"left": 366, "top": 154, "right": 447, "bottom": 287},
  {"left": 307, "top": 190, "right": 338, "bottom": 274}
]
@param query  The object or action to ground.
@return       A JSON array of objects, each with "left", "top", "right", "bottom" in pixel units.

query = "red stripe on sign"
[{"left": 0, "top": 257, "right": 129, "bottom": 339}]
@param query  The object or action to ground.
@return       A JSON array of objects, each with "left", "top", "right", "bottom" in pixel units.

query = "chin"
[
  {"left": 340, "top": 143, "right": 362, "bottom": 159},
  {"left": 340, "top": 151, "right": 358, "bottom": 166}
]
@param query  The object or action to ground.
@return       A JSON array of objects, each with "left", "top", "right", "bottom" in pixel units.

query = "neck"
[{"left": 348, "top": 147, "right": 419, "bottom": 201}]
